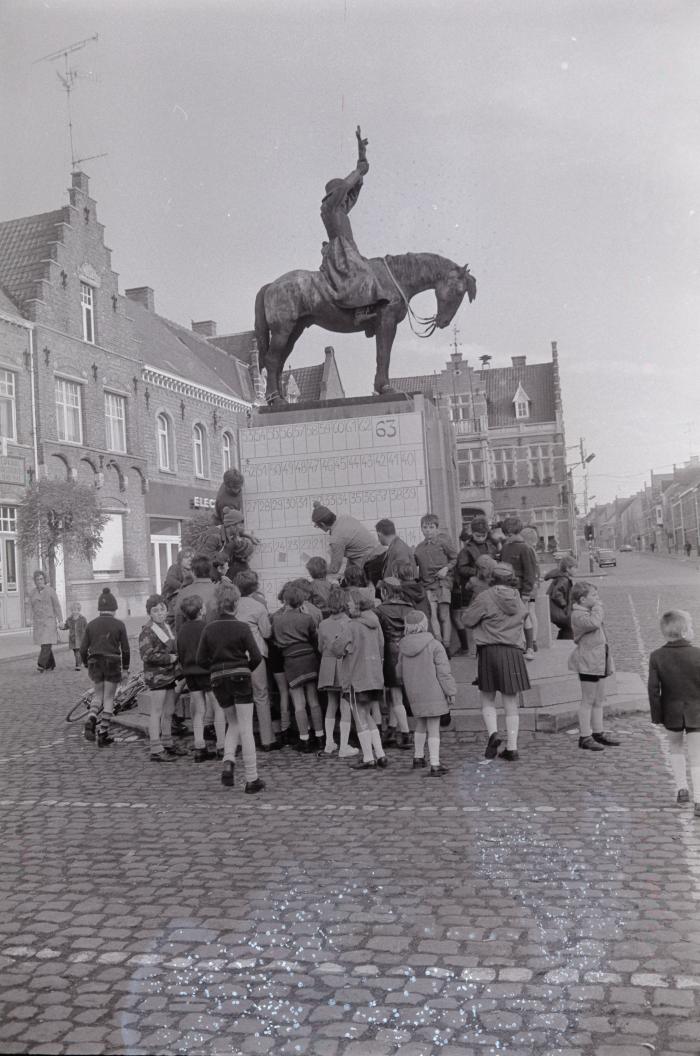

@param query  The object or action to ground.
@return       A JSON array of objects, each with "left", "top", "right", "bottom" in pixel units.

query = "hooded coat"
[
  {"left": 330, "top": 609, "right": 384, "bottom": 693},
  {"left": 397, "top": 632, "right": 456, "bottom": 717},
  {"left": 462, "top": 585, "right": 528, "bottom": 648},
  {"left": 567, "top": 601, "right": 614, "bottom": 677}
]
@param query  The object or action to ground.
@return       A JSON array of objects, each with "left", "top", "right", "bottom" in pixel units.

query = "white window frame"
[
  {"left": 193, "top": 423, "right": 209, "bottom": 479},
  {"left": 80, "top": 282, "right": 96, "bottom": 344},
  {"left": 55, "top": 377, "right": 83, "bottom": 444},
  {"left": 0, "top": 370, "right": 17, "bottom": 441},
  {"left": 92, "top": 512, "right": 124, "bottom": 577},
  {"left": 105, "top": 392, "right": 127, "bottom": 453},
  {"left": 156, "top": 412, "right": 174, "bottom": 472},
  {"left": 222, "top": 430, "right": 235, "bottom": 471},
  {"left": 516, "top": 399, "right": 529, "bottom": 419}
]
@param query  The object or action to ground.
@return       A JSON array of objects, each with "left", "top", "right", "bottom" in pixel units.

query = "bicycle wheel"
[{"left": 66, "top": 688, "right": 97, "bottom": 723}]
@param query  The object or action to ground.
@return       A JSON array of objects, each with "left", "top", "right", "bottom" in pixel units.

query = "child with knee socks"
[
  {"left": 332, "top": 587, "right": 387, "bottom": 770},
  {"left": 648, "top": 609, "right": 700, "bottom": 812},
  {"left": 568, "top": 582, "right": 620, "bottom": 751},
  {"left": 397, "top": 609, "right": 456, "bottom": 775},
  {"left": 272, "top": 583, "right": 323, "bottom": 752},
  {"left": 462, "top": 562, "right": 530, "bottom": 760},
  {"left": 317, "top": 585, "right": 358, "bottom": 757},
  {"left": 234, "top": 570, "right": 281, "bottom": 751}
]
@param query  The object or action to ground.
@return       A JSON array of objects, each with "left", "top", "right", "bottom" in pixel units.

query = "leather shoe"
[
  {"left": 395, "top": 731, "right": 412, "bottom": 751},
  {"left": 592, "top": 732, "right": 620, "bottom": 746},
  {"left": 376, "top": 755, "right": 388, "bottom": 769},
  {"left": 260, "top": 739, "right": 283, "bottom": 752},
  {"left": 430, "top": 764, "right": 449, "bottom": 776},
  {"left": 412, "top": 757, "right": 426, "bottom": 769},
  {"left": 221, "top": 762, "right": 234, "bottom": 786},
  {"left": 83, "top": 715, "right": 96, "bottom": 742},
  {"left": 150, "top": 752, "right": 177, "bottom": 762},
  {"left": 579, "top": 736, "right": 604, "bottom": 751},
  {"left": 350, "top": 759, "right": 376, "bottom": 770},
  {"left": 245, "top": 778, "right": 265, "bottom": 794},
  {"left": 499, "top": 749, "right": 519, "bottom": 761},
  {"left": 97, "top": 731, "right": 114, "bottom": 747},
  {"left": 293, "top": 739, "right": 314, "bottom": 753},
  {"left": 484, "top": 732, "right": 501, "bottom": 759},
  {"left": 193, "top": 748, "right": 216, "bottom": 762}
]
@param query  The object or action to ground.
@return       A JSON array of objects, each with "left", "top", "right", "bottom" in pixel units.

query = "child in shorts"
[
  {"left": 176, "top": 593, "right": 216, "bottom": 762},
  {"left": 62, "top": 600, "right": 88, "bottom": 670}
]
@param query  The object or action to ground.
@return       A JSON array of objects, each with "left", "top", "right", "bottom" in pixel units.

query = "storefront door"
[
  {"left": 150, "top": 518, "right": 182, "bottom": 593},
  {"left": 0, "top": 506, "right": 22, "bottom": 630}
]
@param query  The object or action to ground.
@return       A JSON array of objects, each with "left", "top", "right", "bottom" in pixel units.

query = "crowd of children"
[{"left": 64, "top": 508, "right": 700, "bottom": 816}]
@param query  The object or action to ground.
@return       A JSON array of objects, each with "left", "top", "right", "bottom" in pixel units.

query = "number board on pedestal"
[{"left": 241, "top": 411, "right": 428, "bottom": 606}]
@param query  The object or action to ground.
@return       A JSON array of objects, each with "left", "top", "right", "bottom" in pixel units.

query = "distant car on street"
[
  {"left": 597, "top": 549, "right": 617, "bottom": 567},
  {"left": 619, "top": 544, "right": 633, "bottom": 552}
]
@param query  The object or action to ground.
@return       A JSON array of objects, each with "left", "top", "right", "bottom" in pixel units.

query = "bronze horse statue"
[{"left": 254, "top": 252, "right": 476, "bottom": 404}]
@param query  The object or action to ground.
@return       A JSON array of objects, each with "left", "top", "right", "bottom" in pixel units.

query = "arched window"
[
  {"left": 156, "top": 413, "right": 174, "bottom": 471},
  {"left": 193, "top": 423, "right": 209, "bottom": 478},
  {"left": 222, "top": 430, "right": 236, "bottom": 472}
]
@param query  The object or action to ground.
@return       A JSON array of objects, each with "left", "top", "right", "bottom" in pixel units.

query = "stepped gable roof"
[
  {"left": 208, "top": 330, "right": 256, "bottom": 364},
  {"left": 390, "top": 374, "right": 440, "bottom": 394},
  {"left": 475, "top": 362, "right": 555, "bottom": 426},
  {"left": 281, "top": 363, "right": 325, "bottom": 402},
  {"left": 128, "top": 300, "right": 253, "bottom": 403},
  {"left": 0, "top": 210, "right": 65, "bottom": 307}
]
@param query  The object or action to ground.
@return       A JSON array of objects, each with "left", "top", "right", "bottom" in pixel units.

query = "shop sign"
[
  {"left": 0, "top": 456, "right": 24, "bottom": 485},
  {"left": 191, "top": 495, "right": 216, "bottom": 510}
]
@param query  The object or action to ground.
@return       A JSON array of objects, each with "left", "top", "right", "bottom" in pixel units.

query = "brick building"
[
  {"left": 0, "top": 172, "right": 150, "bottom": 618},
  {"left": 0, "top": 290, "right": 34, "bottom": 628},
  {"left": 393, "top": 341, "right": 572, "bottom": 550}
]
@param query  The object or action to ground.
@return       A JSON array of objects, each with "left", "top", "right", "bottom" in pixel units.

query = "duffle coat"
[
  {"left": 567, "top": 601, "right": 615, "bottom": 677},
  {"left": 397, "top": 632, "right": 456, "bottom": 717}
]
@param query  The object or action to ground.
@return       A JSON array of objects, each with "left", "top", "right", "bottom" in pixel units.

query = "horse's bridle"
[{"left": 382, "top": 256, "right": 438, "bottom": 338}]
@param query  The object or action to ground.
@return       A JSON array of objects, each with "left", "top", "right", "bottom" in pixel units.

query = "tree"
[{"left": 17, "top": 479, "right": 111, "bottom": 586}]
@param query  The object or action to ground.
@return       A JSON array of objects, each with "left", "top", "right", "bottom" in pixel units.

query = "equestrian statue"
[{"left": 254, "top": 127, "right": 477, "bottom": 404}]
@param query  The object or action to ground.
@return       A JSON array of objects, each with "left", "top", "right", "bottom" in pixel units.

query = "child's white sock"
[
  {"left": 370, "top": 728, "right": 385, "bottom": 759},
  {"left": 357, "top": 729, "right": 373, "bottom": 763},
  {"left": 427, "top": 736, "right": 440, "bottom": 766},
  {"left": 414, "top": 730, "right": 426, "bottom": 759},
  {"left": 505, "top": 714, "right": 519, "bottom": 751},
  {"left": 669, "top": 752, "right": 688, "bottom": 791},
  {"left": 482, "top": 702, "right": 498, "bottom": 736}
]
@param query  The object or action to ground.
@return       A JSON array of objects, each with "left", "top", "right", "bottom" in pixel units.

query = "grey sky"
[{"left": 1, "top": 0, "right": 698, "bottom": 504}]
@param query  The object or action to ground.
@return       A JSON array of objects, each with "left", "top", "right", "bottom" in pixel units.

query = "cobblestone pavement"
[{"left": 0, "top": 553, "right": 699, "bottom": 1055}]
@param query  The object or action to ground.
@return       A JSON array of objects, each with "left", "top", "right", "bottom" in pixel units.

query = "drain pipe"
[{"left": 28, "top": 327, "right": 42, "bottom": 562}]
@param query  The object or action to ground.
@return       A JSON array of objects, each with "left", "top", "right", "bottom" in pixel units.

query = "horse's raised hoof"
[
  {"left": 373, "top": 384, "right": 397, "bottom": 397},
  {"left": 266, "top": 391, "right": 288, "bottom": 408}
]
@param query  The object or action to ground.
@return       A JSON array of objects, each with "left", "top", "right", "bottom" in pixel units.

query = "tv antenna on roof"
[{"left": 34, "top": 33, "right": 107, "bottom": 170}]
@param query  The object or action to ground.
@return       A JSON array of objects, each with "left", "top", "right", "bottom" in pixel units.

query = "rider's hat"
[{"left": 323, "top": 179, "right": 344, "bottom": 198}]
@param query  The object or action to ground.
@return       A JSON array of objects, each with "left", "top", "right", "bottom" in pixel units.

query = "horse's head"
[{"left": 435, "top": 264, "right": 477, "bottom": 328}]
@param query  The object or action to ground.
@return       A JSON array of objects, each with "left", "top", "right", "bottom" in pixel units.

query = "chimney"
[
  {"left": 71, "top": 171, "right": 89, "bottom": 194},
  {"left": 551, "top": 340, "right": 558, "bottom": 358},
  {"left": 125, "top": 287, "right": 155, "bottom": 312},
  {"left": 511, "top": 355, "right": 526, "bottom": 367},
  {"left": 192, "top": 320, "right": 217, "bottom": 337},
  {"left": 324, "top": 345, "right": 334, "bottom": 358}
]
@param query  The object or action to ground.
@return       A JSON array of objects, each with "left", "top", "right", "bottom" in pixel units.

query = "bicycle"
[{"left": 65, "top": 672, "right": 147, "bottom": 724}]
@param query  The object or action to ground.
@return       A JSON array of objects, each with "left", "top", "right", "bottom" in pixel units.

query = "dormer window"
[{"left": 512, "top": 381, "right": 530, "bottom": 420}]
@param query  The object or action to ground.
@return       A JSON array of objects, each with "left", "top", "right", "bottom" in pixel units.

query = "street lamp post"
[{"left": 567, "top": 439, "right": 596, "bottom": 569}]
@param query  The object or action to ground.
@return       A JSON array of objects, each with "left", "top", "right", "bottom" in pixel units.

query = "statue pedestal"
[{"left": 241, "top": 393, "right": 461, "bottom": 606}]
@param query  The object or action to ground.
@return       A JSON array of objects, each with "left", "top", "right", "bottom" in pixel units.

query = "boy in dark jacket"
[
  {"left": 648, "top": 609, "right": 700, "bottom": 812},
  {"left": 176, "top": 594, "right": 216, "bottom": 762},
  {"left": 376, "top": 578, "right": 413, "bottom": 748},
  {"left": 81, "top": 588, "right": 130, "bottom": 747}
]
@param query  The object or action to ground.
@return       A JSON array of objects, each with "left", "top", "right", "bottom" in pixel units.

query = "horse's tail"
[{"left": 254, "top": 284, "right": 270, "bottom": 366}]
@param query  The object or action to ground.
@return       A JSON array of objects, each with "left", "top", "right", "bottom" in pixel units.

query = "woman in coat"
[
  {"left": 544, "top": 555, "right": 577, "bottom": 640},
  {"left": 28, "top": 570, "right": 63, "bottom": 672},
  {"left": 568, "top": 582, "right": 620, "bottom": 751},
  {"left": 397, "top": 609, "right": 456, "bottom": 775}
]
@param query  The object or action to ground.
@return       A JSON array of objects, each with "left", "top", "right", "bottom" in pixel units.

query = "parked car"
[
  {"left": 619, "top": 544, "right": 633, "bottom": 552},
  {"left": 597, "top": 549, "right": 617, "bottom": 567}
]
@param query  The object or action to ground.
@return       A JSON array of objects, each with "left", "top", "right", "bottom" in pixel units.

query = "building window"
[
  {"left": 81, "top": 282, "right": 95, "bottom": 344},
  {"left": 92, "top": 513, "right": 124, "bottom": 577},
  {"left": 55, "top": 378, "right": 83, "bottom": 444},
  {"left": 493, "top": 447, "right": 514, "bottom": 484},
  {"left": 457, "top": 446, "right": 485, "bottom": 488},
  {"left": 193, "top": 423, "right": 209, "bottom": 478},
  {"left": 222, "top": 430, "right": 235, "bottom": 471},
  {"left": 156, "top": 413, "right": 174, "bottom": 471},
  {"left": 515, "top": 399, "right": 529, "bottom": 419},
  {"left": 105, "top": 393, "right": 127, "bottom": 453},
  {"left": 0, "top": 371, "right": 16, "bottom": 441}
]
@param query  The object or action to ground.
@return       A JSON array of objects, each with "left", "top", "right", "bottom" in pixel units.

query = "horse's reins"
[{"left": 382, "top": 257, "right": 437, "bottom": 338}]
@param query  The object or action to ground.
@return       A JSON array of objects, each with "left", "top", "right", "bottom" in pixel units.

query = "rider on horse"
[{"left": 319, "top": 126, "right": 388, "bottom": 327}]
